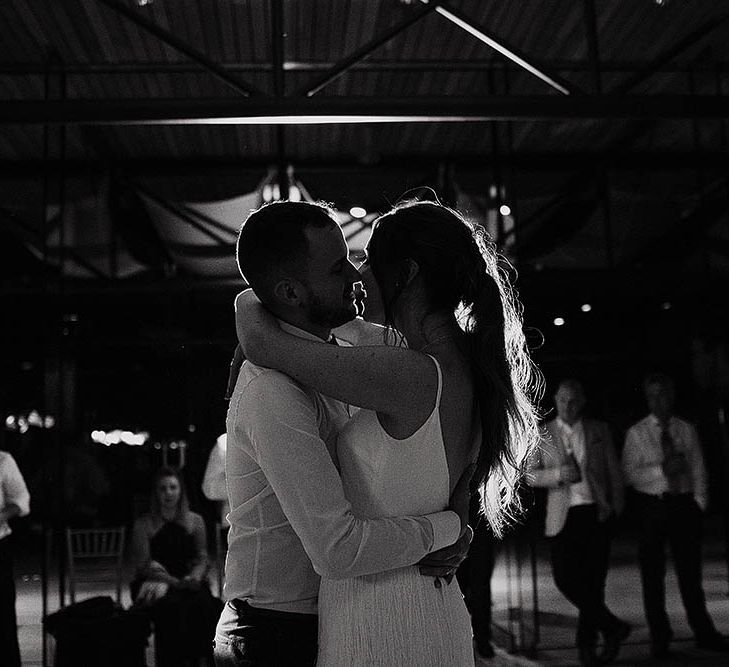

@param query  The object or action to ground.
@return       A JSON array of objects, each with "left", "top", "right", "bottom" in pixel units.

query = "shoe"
[
  {"left": 600, "top": 621, "right": 631, "bottom": 664},
  {"left": 578, "top": 644, "right": 600, "bottom": 667},
  {"left": 650, "top": 640, "right": 671, "bottom": 660},
  {"left": 696, "top": 634, "right": 729, "bottom": 652},
  {"left": 474, "top": 640, "right": 495, "bottom": 659}
]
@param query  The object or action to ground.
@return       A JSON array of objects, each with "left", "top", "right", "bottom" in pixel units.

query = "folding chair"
[{"left": 65, "top": 527, "right": 126, "bottom": 604}]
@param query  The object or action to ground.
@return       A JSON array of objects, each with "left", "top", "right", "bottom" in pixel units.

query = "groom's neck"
[{"left": 268, "top": 307, "right": 331, "bottom": 342}]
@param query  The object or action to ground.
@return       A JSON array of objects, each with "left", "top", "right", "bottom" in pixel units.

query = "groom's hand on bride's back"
[
  {"left": 417, "top": 463, "right": 477, "bottom": 584},
  {"left": 417, "top": 526, "right": 473, "bottom": 584}
]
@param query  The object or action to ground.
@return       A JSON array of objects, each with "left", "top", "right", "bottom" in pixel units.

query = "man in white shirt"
[
  {"left": 527, "top": 379, "right": 627, "bottom": 667},
  {"left": 0, "top": 450, "right": 31, "bottom": 667},
  {"left": 202, "top": 433, "right": 229, "bottom": 527},
  {"left": 214, "top": 201, "right": 467, "bottom": 666},
  {"left": 623, "top": 372, "right": 728, "bottom": 658}
]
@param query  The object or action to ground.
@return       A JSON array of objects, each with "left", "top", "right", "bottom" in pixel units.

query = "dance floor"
[{"left": 14, "top": 517, "right": 729, "bottom": 666}]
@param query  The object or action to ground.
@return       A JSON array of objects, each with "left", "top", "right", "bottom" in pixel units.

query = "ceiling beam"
[
  {"left": 612, "top": 14, "right": 729, "bottom": 95},
  {"left": 94, "top": 0, "right": 264, "bottom": 97},
  {"left": 294, "top": 2, "right": 438, "bottom": 97},
  {"left": 1, "top": 60, "right": 727, "bottom": 75},
  {"left": 433, "top": 2, "right": 581, "bottom": 95},
  {"left": 1, "top": 152, "right": 728, "bottom": 176},
  {"left": 1, "top": 95, "right": 728, "bottom": 124}
]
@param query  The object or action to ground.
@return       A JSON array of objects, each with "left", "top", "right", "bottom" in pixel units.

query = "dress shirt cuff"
[
  {"left": 11, "top": 494, "right": 30, "bottom": 518},
  {"left": 425, "top": 511, "right": 461, "bottom": 552}
]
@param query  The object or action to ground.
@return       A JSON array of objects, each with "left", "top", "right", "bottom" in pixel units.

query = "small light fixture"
[
  {"left": 553, "top": 317, "right": 565, "bottom": 327},
  {"left": 580, "top": 303, "right": 592, "bottom": 313},
  {"left": 499, "top": 204, "right": 511, "bottom": 217},
  {"left": 349, "top": 206, "right": 367, "bottom": 219},
  {"left": 661, "top": 301, "right": 672, "bottom": 310}
]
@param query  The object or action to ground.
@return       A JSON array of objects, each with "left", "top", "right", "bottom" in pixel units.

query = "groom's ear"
[
  {"left": 404, "top": 259, "right": 420, "bottom": 286},
  {"left": 272, "top": 278, "right": 303, "bottom": 307}
]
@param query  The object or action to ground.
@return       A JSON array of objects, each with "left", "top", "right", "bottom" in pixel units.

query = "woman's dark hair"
[
  {"left": 367, "top": 200, "right": 542, "bottom": 536},
  {"left": 150, "top": 466, "right": 190, "bottom": 522}
]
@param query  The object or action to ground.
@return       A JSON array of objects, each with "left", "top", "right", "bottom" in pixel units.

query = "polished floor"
[{"left": 12, "top": 517, "right": 729, "bottom": 666}]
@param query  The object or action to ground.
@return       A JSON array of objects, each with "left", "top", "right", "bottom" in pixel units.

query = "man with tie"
[
  {"left": 623, "top": 372, "right": 728, "bottom": 659},
  {"left": 527, "top": 379, "right": 629, "bottom": 666}
]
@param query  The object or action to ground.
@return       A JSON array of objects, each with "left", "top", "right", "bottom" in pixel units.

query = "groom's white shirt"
[{"left": 224, "top": 319, "right": 460, "bottom": 614}]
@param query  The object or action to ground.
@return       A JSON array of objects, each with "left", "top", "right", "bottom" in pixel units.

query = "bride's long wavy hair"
[{"left": 366, "top": 200, "right": 542, "bottom": 536}]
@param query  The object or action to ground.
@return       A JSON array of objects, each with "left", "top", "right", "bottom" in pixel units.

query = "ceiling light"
[
  {"left": 553, "top": 317, "right": 565, "bottom": 326},
  {"left": 499, "top": 204, "right": 511, "bottom": 216},
  {"left": 349, "top": 206, "right": 367, "bottom": 219},
  {"left": 580, "top": 303, "right": 592, "bottom": 313}
]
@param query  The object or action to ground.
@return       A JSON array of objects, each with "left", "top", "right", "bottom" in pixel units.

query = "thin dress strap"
[{"left": 425, "top": 354, "right": 443, "bottom": 413}]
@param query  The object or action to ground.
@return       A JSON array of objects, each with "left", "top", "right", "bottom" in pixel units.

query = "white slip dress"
[{"left": 317, "top": 356, "right": 474, "bottom": 666}]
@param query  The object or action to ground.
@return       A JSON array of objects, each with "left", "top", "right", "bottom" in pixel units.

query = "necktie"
[
  {"left": 562, "top": 429, "right": 582, "bottom": 484},
  {"left": 661, "top": 426, "right": 688, "bottom": 494}
]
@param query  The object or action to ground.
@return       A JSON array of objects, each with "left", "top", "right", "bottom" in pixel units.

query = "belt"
[
  {"left": 230, "top": 599, "right": 316, "bottom": 624},
  {"left": 660, "top": 491, "right": 692, "bottom": 500}
]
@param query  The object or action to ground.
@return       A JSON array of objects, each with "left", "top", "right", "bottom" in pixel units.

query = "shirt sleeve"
[
  {"left": 201, "top": 438, "right": 227, "bottom": 501},
  {"left": 238, "top": 372, "right": 460, "bottom": 580},
  {"left": 525, "top": 430, "right": 562, "bottom": 488},
  {"left": 1, "top": 453, "right": 30, "bottom": 517},
  {"left": 686, "top": 423, "right": 708, "bottom": 511},
  {"left": 601, "top": 423, "right": 625, "bottom": 514}
]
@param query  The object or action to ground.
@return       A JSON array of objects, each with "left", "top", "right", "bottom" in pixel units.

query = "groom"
[{"left": 214, "top": 201, "right": 470, "bottom": 667}]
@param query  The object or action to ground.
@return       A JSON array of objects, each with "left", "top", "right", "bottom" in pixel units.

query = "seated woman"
[{"left": 130, "top": 466, "right": 221, "bottom": 667}]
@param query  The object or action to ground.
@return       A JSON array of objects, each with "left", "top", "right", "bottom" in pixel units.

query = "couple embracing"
[{"left": 213, "top": 199, "right": 541, "bottom": 666}]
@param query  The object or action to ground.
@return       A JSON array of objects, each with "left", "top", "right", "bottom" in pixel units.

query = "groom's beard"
[{"left": 307, "top": 292, "right": 357, "bottom": 330}]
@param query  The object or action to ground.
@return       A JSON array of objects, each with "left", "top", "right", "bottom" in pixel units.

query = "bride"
[{"left": 235, "top": 200, "right": 541, "bottom": 665}]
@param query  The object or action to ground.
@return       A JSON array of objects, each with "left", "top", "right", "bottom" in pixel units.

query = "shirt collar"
[
  {"left": 556, "top": 417, "right": 582, "bottom": 434},
  {"left": 278, "top": 320, "right": 330, "bottom": 343},
  {"left": 649, "top": 414, "right": 673, "bottom": 428}
]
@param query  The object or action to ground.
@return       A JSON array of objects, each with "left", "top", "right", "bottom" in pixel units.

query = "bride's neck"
[{"left": 400, "top": 309, "right": 459, "bottom": 352}]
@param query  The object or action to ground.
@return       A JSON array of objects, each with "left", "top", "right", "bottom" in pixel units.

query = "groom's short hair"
[{"left": 236, "top": 201, "right": 337, "bottom": 299}]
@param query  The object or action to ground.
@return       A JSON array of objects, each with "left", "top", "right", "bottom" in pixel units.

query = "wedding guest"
[
  {"left": 623, "top": 372, "right": 729, "bottom": 659},
  {"left": 131, "top": 467, "right": 221, "bottom": 667},
  {"left": 528, "top": 379, "right": 628, "bottom": 666},
  {"left": 0, "top": 450, "right": 30, "bottom": 667}
]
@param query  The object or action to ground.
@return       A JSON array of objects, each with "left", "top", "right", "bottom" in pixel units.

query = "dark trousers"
[
  {"left": 456, "top": 518, "right": 496, "bottom": 649},
  {"left": 634, "top": 492, "right": 716, "bottom": 644},
  {"left": 147, "top": 585, "right": 222, "bottom": 667},
  {"left": 549, "top": 505, "right": 621, "bottom": 647},
  {"left": 214, "top": 600, "right": 317, "bottom": 667},
  {"left": 0, "top": 536, "right": 21, "bottom": 667}
]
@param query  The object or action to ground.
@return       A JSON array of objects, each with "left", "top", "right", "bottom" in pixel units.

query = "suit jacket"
[{"left": 527, "top": 418, "right": 624, "bottom": 537}]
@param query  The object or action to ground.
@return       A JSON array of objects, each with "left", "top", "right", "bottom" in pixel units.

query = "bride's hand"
[{"left": 234, "top": 289, "right": 280, "bottom": 363}]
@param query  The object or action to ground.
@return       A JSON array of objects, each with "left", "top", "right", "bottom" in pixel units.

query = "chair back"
[{"left": 66, "top": 527, "right": 126, "bottom": 604}]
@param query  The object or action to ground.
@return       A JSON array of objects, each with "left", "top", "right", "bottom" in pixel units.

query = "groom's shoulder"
[{"left": 237, "top": 362, "right": 314, "bottom": 407}]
